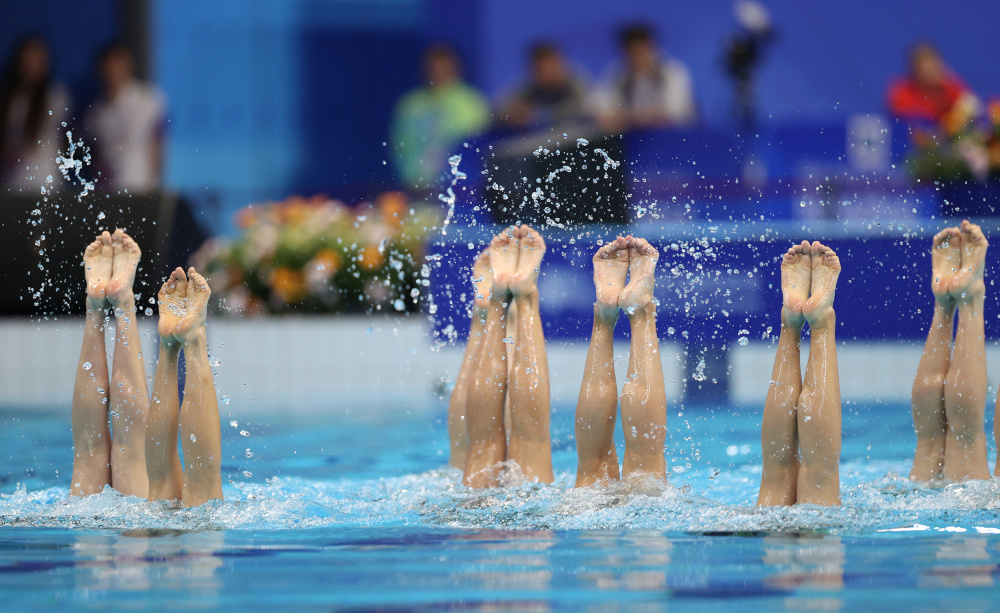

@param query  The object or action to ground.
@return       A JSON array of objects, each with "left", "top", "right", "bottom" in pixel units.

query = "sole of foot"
[
  {"left": 802, "top": 241, "right": 841, "bottom": 328},
  {"left": 950, "top": 219, "right": 987, "bottom": 303},
  {"left": 593, "top": 236, "right": 630, "bottom": 319},
  {"left": 83, "top": 231, "right": 114, "bottom": 308},
  {"left": 618, "top": 236, "right": 658, "bottom": 315},
  {"left": 488, "top": 228, "right": 519, "bottom": 301},
  {"left": 159, "top": 267, "right": 212, "bottom": 346},
  {"left": 106, "top": 229, "right": 142, "bottom": 308},
  {"left": 781, "top": 240, "right": 811, "bottom": 327},
  {"left": 509, "top": 225, "right": 546, "bottom": 297},
  {"left": 931, "top": 226, "right": 961, "bottom": 306}
]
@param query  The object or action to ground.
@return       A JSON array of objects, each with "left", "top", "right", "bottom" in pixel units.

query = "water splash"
[{"left": 55, "top": 130, "right": 97, "bottom": 201}]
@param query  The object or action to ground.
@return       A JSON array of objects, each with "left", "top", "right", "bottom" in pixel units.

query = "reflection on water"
[
  {"left": 71, "top": 529, "right": 223, "bottom": 601},
  {"left": 2, "top": 528, "right": 1000, "bottom": 610}
]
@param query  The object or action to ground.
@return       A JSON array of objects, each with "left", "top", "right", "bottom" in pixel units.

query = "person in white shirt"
[
  {"left": 87, "top": 43, "right": 167, "bottom": 193},
  {"left": 0, "top": 36, "right": 71, "bottom": 191},
  {"left": 593, "top": 24, "right": 698, "bottom": 132}
]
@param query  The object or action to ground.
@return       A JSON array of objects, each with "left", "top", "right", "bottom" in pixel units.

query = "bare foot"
[
  {"left": 106, "top": 229, "right": 141, "bottom": 308},
  {"left": 488, "top": 228, "right": 519, "bottom": 300},
  {"left": 158, "top": 268, "right": 186, "bottom": 349},
  {"left": 471, "top": 249, "right": 492, "bottom": 312},
  {"left": 83, "top": 231, "right": 114, "bottom": 308},
  {"left": 509, "top": 225, "right": 546, "bottom": 297},
  {"left": 618, "top": 236, "right": 659, "bottom": 314},
  {"left": 950, "top": 219, "right": 987, "bottom": 302},
  {"left": 802, "top": 241, "right": 841, "bottom": 327},
  {"left": 176, "top": 268, "right": 211, "bottom": 343},
  {"left": 159, "top": 267, "right": 211, "bottom": 346},
  {"left": 781, "top": 240, "right": 811, "bottom": 327},
  {"left": 931, "top": 227, "right": 961, "bottom": 307},
  {"left": 593, "top": 236, "right": 630, "bottom": 319}
]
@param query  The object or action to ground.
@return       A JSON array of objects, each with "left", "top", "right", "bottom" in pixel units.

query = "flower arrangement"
[
  {"left": 907, "top": 96, "right": 1000, "bottom": 183},
  {"left": 192, "top": 192, "right": 443, "bottom": 315}
]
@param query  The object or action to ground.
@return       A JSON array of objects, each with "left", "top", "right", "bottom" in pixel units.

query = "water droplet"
[
  {"left": 245, "top": 448, "right": 254, "bottom": 458},
  {"left": 242, "top": 470, "right": 253, "bottom": 478},
  {"left": 221, "top": 395, "right": 230, "bottom": 405},
  {"left": 230, "top": 420, "right": 238, "bottom": 428},
  {"left": 82, "top": 362, "right": 92, "bottom": 371},
  {"left": 144, "top": 308, "right": 153, "bottom": 316},
  {"left": 240, "top": 430, "right": 250, "bottom": 437},
  {"left": 738, "top": 336, "right": 749, "bottom": 346},
  {"left": 189, "top": 433, "right": 197, "bottom": 442}
]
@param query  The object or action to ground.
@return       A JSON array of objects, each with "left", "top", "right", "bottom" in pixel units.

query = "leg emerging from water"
[
  {"left": 463, "top": 232, "right": 516, "bottom": 487},
  {"left": 146, "top": 269, "right": 185, "bottom": 501},
  {"left": 174, "top": 268, "right": 224, "bottom": 505},
  {"left": 944, "top": 220, "right": 989, "bottom": 482},
  {"left": 448, "top": 250, "right": 491, "bottom": 470},
  {"left": 71, "top": 234, "right": 114, "bottom": 496},
  {"left": 106, "top": 230, "right": 150, "bottom": 498},
  {"left": 796, "top": 242, "right": 842, "bottom": 506},
  {"left": 910, "top": 228, "right": 959, "bottom": 482},
  {"left": 619, "top": 237, "right": 666, "bottom": 481},
  {"left": 506, "top": 226, "right": 554, "bottom": 484},
  {"left": 575, "top": 237, "right": 628, "bottom": 487},
  {"left": 758, "top": 241, "right": 809, "bottom": 506}
]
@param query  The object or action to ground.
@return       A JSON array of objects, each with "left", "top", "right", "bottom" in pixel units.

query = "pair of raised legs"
[
  {"left": 450, "top": 225, "right": 554, "bottom": 487},
  {"left": 71, "top": 230, "right": 223, "bottom": 506},
  {"left": 758, "top": 240, "right": 842, "bottom": 506},
  {"left": 911, "top": 221, "right": 990, "bottom": 482},
  {"left": 575, "top": 236, "right": 667, "bottom": 486}
]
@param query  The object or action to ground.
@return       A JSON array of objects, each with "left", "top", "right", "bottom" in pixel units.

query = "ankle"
[
  {"left": 179, "top": 327, "right": 208, "bottom": 349},
  {"left": 110, "top": 294, "right": 137, "bottom": 315},
  {"left": 625, "top": 302, "right": 655, "bottom": 321},
  {"left": 594, "top": 302, "right": 619, "bottom": 324},
  {"left": 805, "top": 308, "right": 835, "bottom": 330},
  {"left": 85, "top": 298, "right": 108, "bottom": 316},
  {"left": 780, "top": 307, "right": 804, "bottom": 329}
]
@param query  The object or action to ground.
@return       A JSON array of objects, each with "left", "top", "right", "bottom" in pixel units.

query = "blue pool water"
[{"left": 2, "top": 402, "right": 1000, "bottom": 611}]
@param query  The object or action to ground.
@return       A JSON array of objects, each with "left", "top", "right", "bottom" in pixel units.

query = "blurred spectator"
[
  {"left": 887, "top": 42, "right": 979, "bottom": 133},
  {"left": 390, "top": 44, "right": 490, "bottom": 191},
  {"left": 593, "top": 24, "right": 697, "bottom": 132},
  {"left": 0, "top": 36, "right": 71, "bottom": 190},
  {"left": 496, "top": 42, "right": 591, "bottom": 130},
  {"left": 86, "top": 42, "right": 167, "bottom": 193}
]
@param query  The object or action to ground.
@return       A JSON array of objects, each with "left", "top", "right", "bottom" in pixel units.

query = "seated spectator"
[
  {"left": 496, "top": 42, "right": 591, "bottom": 130},
  {"left": 86, "top": 42, "right": 167, "bottom": 193},
  {"left": 593, "top": 24, "right": 697, "bottom": 132},
  {"left": 0, "top": 36, "right": 71, "bottom": 190},
  {"left": 390, "top": 44, "right": 490, "bottom": 191},
  {"left": 887, "top": 42, "right": 979, "bottom": 134}
]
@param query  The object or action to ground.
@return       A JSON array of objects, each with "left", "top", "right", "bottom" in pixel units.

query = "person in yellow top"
[{"left": 390, "top": 44, "right": 490, "bottom": 191}]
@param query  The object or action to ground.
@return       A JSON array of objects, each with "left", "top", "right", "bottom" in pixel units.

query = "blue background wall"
[{"left": 3, "top": 1, "right": 1000, "bottom": 233}]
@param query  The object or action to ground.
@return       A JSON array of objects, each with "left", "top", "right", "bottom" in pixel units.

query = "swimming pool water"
[{"left": 2, "top": 402, "right": 1000, "bottom": 610}]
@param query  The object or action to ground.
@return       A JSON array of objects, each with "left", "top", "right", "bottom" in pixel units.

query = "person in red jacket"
[{"left": 887, "top": 42, "right": 978, "bottom": 132}]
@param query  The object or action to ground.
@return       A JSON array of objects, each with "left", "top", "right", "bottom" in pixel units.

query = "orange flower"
[
  {"left": 271, "top": 267, "right": 307, "bottom": 303},
  {"left": 377, "top": 191, "right": 409, "bottom": 226},
  {"left": 989, "top": 100, "right": 1000, "bottom": 126},
  {"left": 357, "top": 245, "right": 384, "bottom": 271},
  {"left": 236, "top": 206, "right": 259, "bottom": 228},
  {"left": 314, "top": 248, "right": 342, "bottom": 274}
]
